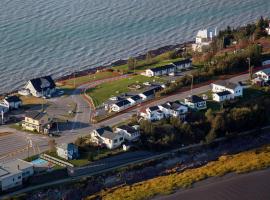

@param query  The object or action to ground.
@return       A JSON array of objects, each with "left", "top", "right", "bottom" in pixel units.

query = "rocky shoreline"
[{"left": 56, "top": 41, "right": 194, "bottom": 82}]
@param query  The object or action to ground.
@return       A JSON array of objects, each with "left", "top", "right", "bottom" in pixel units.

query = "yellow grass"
[
  {"left": 20, "top": 95, "right": 47, "bottom": 106},
  {"left": 86, "top": 145, "right": 270, "bottom": 200}
]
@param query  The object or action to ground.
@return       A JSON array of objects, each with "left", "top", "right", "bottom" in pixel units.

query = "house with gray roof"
[
  {"left": 144, "top": 64, "right": 176, "bottom": 77},
  {"left": 90, "top": 126, "right": 124, "bottom": 149},
  {"left": 115, "top": 125, "right": 140, "bottom": 141},
  {"left": 173, "top": 58, "right": 192, "bottom": 70},
  {"left": 184, "top": 95, "right": 207, "bottom": 110},
  {"left": 254, "top": 68, "right": 270, "bottom": 82},
  {"left": 24, "top": 76, "right": 56, "bottom": 98},
  {"left": 0, "top": 159, "right": 33, "bottom": 191},
  {"left": 212, "top": 80, "right": 243, "bottom": 100},
  {"left": 110, "top": 99, "right": 131, "bottom": 112}
]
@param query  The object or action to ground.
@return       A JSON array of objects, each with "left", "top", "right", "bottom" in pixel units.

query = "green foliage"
[{"left": 127, "top": 57, "right": 137, "bottom": 71}]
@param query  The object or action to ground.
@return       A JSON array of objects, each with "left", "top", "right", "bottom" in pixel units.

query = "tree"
[
  {"left": 127, "top": 57, "right": 136, "bottom": 72},
  {"left": 205, "top": 129, "right": 217, "bottom": 144},
  {"left": 205, "top": 109, "right": 214, "bottom": 122}
]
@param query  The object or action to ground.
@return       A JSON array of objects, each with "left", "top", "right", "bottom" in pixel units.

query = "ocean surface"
[{"left": 1, "top": 0, "right": 270, "bottom": 93}]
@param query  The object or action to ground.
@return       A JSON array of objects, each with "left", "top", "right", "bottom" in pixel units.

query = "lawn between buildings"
[
  {"left": 86, "top": 144, "right": 270, "bottom": 200},
  {"left": 113, "top": 53, "right": 184, "bottom": 73},
  {"left": 86, "top": 74, "right": 164, "bottom": 107},
  {"left": 57, "top": 71, "right": 121, "bottom": 89}
]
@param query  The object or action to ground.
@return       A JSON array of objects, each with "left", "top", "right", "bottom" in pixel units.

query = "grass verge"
[
  {"left": 86, "top": 145, "right": 270, "bottom": 200},
  {"left": 87, "top": 75, "right": 163, "bottom": 106},
  {"left": 57, "top": 71, "right": 121, "bottom": 88}
]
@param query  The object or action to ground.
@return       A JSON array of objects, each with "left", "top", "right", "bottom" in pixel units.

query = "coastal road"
[{"left": 0, "top": 73, "right": 250, "bottom": 162}]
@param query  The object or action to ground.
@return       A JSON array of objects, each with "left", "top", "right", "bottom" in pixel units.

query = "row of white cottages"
[
  {"left": 143, "top": 58, "right": 192, "bottom": 77},
  {"left": 139, "top": 95, "right": 209, "bottom": 122},
  {"left": 110, "top": 85, "right": 164, "bottom": 112},
  {"left": 90, "top": 125, "right": 140, "bottom": 149}
]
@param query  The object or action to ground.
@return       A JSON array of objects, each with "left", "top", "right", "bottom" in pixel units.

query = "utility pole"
[{"left": 188, "top": 74, "right": 194, "bottom": 96}]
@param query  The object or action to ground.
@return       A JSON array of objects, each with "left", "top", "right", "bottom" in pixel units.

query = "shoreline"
[
  {"left": 56, "top": 41, "right": 194, "bottom": 82},
  {"left": 3, "top": 40, "right": 193, "bottom": 96}
]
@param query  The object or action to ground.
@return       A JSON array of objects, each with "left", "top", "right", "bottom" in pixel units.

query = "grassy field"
[
  {"left": 57, "top": 71, "right": 121, "bottom": 88},
  {"left": 87, "top": 75, "right": 163, "bottom": 106},
  {"left": 20, "top": 95, "right": 47, "bottom": 107},
  {"left": 86, "top": 145, "right": 270, "bottom": 200},
  {"left": 114, "top": 52, "right": 185, "bottom": 73}
]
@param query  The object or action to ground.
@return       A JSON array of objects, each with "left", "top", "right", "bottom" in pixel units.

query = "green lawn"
[
  {"left": 87, "top": 75, "right": 163, "bottom": 106},
  {"left": 114, "top": 56, "right": 185, "bottom": 73},
  {"left": 57, "top": 71, "right": 120, "bottom": 88}
]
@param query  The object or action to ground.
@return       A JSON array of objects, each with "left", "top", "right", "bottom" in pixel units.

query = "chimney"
[{"left": 17, "top": 164, "right": 20, "bottom": 170}]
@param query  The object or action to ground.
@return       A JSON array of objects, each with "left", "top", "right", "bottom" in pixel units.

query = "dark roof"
[
  {"left": 95, "top": 126, "right": 118, "bottom": 140},
  {"left": 160, "top": 103, "right": 171, "bottom": 109},
  {"left": 148, "top": 106, "right": 160, "bottom": 112},
  {"left": 215, "top": 91, "right": 231, "bottom": 96},
  {"left": 142, "top": 89, "right": 155, "bottom": 97},
  {"left": 171, "top": 102, "right": 184, "bottom": 110},
  {"left": 150, "top": 64, "right": 175, "bottom": 72},
  {"left": 186, "top": 95, "right": 204, "bottom": 103},
  {"left": 259, "top": 68, "right": 270, "bottom": 75},
  {"left": 117, "top": 125, "right": 137, "bottom": 133},
  {"left": 29, "top": 76, "right": 56, "bottom": 92},
  {"left": 130, "top": 95, "right": 142, "bottom": 101},
  {"left": 4, "top": 96, "right": 21, "bottom": 103},
  {"left": 173, "top": 58, "right": 192, "bottom": 66},
  {"left": 25, "top": 111, "right": 46, "bottom": 120},
  {"left": 115, "top": 99, "right": 131, "bottom": 107},
  {"left": 214, "top": 80, "right": 239, "bottom": 90}
]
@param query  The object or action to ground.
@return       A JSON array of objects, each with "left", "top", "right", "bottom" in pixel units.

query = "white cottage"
[
  {"left": 140, "top": 106, "right": 164, "bottom": 121},
  {"left": 24, "top": 76, "right": 56, "bottom": 97},
  {"left": 212, "top": 80, "right": 243, "bottom": 98},
  {"left": 158, "top": 101, "right": 188, "bottom": 119},
  {"left": 0, "top": 96, "right": 22, "bottom": 111},
  {"left": 184, "top": 95, "right": 207, "bottom": 110},
  {"left": 254, "top": 68, "right": 270, "bottom": 82},
  {"left": 90, "top": 127, "right": 124, "bottom": 149},
  {"left": 144, "top": 64, "right": 176, "bottom": 77},
  {"left": 115, "top": 125, "right": 140, "bottom": 141}
]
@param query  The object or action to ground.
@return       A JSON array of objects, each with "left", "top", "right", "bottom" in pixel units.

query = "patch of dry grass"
[{"left": 20, "top": 95, "right": 47, "bottom": 106}]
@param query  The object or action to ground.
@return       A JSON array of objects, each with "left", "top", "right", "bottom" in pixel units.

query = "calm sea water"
[{"left": 0, "top": 0, "right": 270, "bottom": 93}]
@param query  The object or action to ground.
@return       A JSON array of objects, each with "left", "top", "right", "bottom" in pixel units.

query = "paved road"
[
  {"left": 155, "top": 168, "right": 270, "bottom": 200},
  {"left": 0, "top": 73, "right": 249, "bottom": 162}
]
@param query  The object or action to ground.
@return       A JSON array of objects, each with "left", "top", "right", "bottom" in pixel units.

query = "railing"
[{"left": 40, "top": 154, "right": 74, "bottom": 168}]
